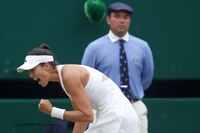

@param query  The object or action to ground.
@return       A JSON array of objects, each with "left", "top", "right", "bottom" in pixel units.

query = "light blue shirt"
[{"left": 81, "top": 31, "right": 154, "bottom": 99}]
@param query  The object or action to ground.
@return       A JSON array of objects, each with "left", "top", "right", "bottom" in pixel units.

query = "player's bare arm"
[{"left": 61, "top": 65, "right": 93, "bottom": 123}]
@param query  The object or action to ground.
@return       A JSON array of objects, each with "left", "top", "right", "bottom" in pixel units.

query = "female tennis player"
[{"left": 17, "top": 44, "right": 140, "bottom": 133}]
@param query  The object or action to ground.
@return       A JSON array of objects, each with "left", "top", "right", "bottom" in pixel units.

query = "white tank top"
[{"left": 57, "top": 65, "right": 121, "bottom": 110}]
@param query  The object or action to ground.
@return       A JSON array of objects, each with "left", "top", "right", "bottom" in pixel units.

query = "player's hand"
[{"left": 38, "top": 99, "right": 53, "bottom": 115}]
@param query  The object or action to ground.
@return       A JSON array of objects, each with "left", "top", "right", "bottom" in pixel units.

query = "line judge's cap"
[{"left": 107, "top": 2, "right": 134, "bottom": 15}]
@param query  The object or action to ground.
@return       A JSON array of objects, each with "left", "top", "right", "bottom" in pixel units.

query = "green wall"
[
  {"left": 145, "top": 98, "right": 200, "bottom": 133},
  {"left": 0, "top": 99, "right": 73, "bottom": 133},
  {"left": 1, "top": 98, "right": 200, "bottom": 133},
  {"left": 0, "top": 0, "right": 200, "bottom": 80}
]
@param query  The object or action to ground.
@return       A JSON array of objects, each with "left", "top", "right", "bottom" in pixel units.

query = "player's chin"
[{"left": 38, "top": 81, "right": 48, "bottom": 87}]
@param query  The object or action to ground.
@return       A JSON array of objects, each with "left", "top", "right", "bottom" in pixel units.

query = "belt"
[{"left": 131, "top": 99, "right": 140, "bottom": 103}]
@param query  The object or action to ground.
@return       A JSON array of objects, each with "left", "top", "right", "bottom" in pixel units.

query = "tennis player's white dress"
[{"left": 57, "top": 65, "right": 140, "bottom": 133}]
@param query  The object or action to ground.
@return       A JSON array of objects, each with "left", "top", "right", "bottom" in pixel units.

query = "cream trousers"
[{"left": 131, "top": 100, "right": 148, "bottom": 133}]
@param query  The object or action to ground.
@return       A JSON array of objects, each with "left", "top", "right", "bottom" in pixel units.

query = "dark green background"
[
  {"left": 1, "top": 98, "right": 200, "bottom": 133},
  {"left": 1, "top": 0, "right": 199, "bottom": 80}
]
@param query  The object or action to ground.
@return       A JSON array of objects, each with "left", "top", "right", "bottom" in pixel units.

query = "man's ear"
[{"left": 106, "top": 16, "right": 110, "bottom": 25}]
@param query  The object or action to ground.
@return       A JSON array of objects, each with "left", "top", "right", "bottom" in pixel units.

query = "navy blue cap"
[{"left": 107, "top": 2, "right": 134, "bottom": 15}]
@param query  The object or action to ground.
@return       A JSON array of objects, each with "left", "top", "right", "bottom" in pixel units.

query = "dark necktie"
[{"left": 119, "top": 39, "right": 132, "bottom": 101}]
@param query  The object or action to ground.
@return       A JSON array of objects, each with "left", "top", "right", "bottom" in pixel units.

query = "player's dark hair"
[{"left": 27, "top": 44, "right": 59, "bottom": 68}]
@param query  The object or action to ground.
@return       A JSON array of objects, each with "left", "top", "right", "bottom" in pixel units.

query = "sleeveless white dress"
[{"left": 57, "top": 65, "right": 140, "bottom": 133}]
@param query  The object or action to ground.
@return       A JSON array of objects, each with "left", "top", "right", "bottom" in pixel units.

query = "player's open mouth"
[{"left": 34, "top": 78, "right": 41, "bottom": 83}]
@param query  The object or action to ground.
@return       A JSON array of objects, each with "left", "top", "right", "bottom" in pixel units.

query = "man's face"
[{"left": 106, "top": 10, "right": 131, "bottom": 37}]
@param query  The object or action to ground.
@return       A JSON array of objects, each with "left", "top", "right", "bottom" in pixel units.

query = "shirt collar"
[{"left": 108, "top": 30, "right": 129, "bottom": 42}]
